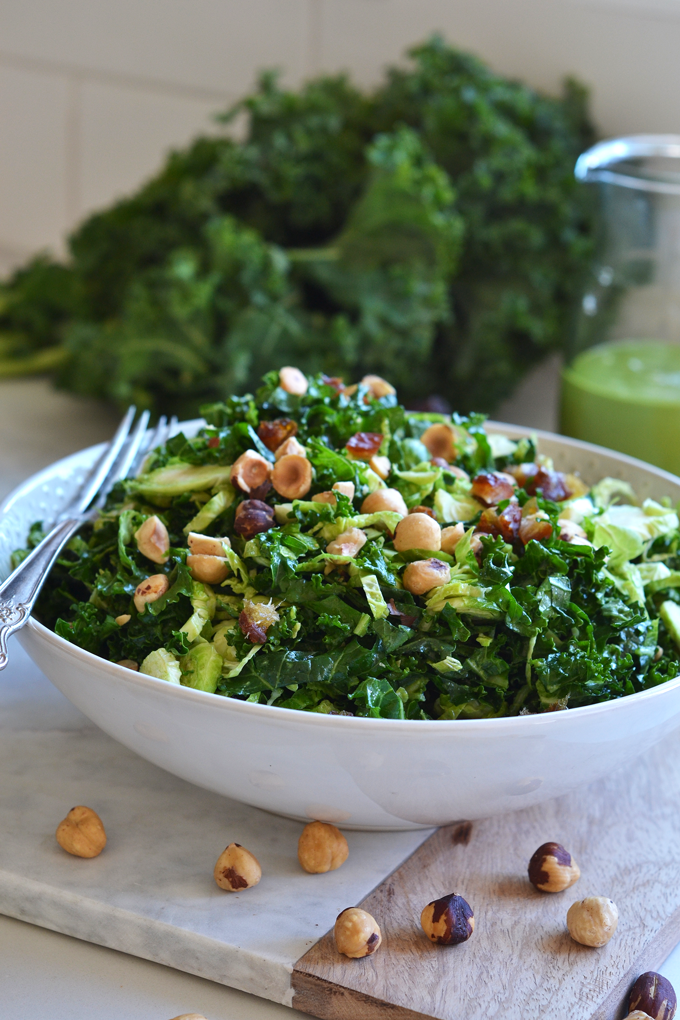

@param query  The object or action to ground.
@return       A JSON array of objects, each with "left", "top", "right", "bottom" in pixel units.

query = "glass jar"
[{"left": 560, "top": 135, "right": 680, "bottom": 474}]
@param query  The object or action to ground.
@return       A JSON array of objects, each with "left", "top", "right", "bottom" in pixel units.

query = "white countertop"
[{"left": 2, "top": 375, "right": 680, "bottom": 1019}]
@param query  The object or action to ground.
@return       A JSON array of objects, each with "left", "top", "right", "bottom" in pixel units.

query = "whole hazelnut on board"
[
  {"left": 134, "top": 515, "right": 170, "bottom": 564},
  {"left": 421, "top": 893, "right": 474, "bottom": 945},
  {"left": 393, "top": 512, "right": 441, "bottom": 552},
  {"left": 528, "top": 842, "right": 580, "bottom": 893},
  {"left": 403, "top": 558, "right": 451, "bottom": 596},
  {"left": 233, "top": 499, "right": 276, "bottom": 540},
  {"left": 214, "top": 843, "right": 262, "bottom": 892},
  {"left": 298, "top": 821, "right": 349, "bottom": 874},
  {"left": 279, "top": 365, "right": 308, "bottom": 395},
  {"left": 629, "top": 972, "right": 677, "bottom": 1020},
  {"left": 56, "top": 806, "right": 107, "bottom": 858},
  {"left": 334, "top": 907, "right": 382, "bottom": 958},
  {"left": 566, "top": 896, "right": 619, "bottom": 947},
  {"left": 134, "top": 573, "right": 169, "bottom": 613},
  {"left": 360, "top": 488, "right": 408, "bottom": 517},
  {"left": 272, "top": 454, "right": 313, "bottom": 500}
]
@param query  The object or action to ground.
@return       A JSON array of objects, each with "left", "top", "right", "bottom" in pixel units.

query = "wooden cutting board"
[{"left": 292, "top": 732, "right": 680, "bottom": 1020}]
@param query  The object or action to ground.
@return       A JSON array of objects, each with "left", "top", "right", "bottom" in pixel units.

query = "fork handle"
[{"left": 0, "top": 516, "right": 84, "bottom": 671}]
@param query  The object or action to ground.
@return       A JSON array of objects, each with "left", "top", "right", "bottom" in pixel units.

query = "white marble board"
[{"left": 0, "top": 640, "right": 432, "bottom": 1006}]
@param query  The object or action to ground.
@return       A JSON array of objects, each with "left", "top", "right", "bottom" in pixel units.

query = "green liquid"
[{"left": 560, "top": 339, "right": 680, "bottom": 474}]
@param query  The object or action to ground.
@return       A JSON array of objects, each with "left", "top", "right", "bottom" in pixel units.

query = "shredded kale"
[{"left": 16, "top": 367, "right": 680, "bottom": 719}]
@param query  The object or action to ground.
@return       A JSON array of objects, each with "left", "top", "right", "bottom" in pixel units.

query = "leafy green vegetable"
[
  {"left": 0, "top": 37, "right": 593, "bottom": 415},
  {"left": 19, "top": 365, "right": 679, "bottom": 721}
]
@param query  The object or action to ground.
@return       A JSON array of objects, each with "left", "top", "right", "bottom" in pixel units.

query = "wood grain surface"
[{"left": 292, "top": 732, "right": 680, "bottom": 1020}]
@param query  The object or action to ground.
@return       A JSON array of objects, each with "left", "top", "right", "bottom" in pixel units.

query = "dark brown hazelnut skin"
[
  {"left": 233, "top": 500, "right": 276, "bottom": 540},
  {"left": 420, "top": 893, "right": 474, "bottom": 945},
  {"left": 528, "top": 841, "right": 580, "bottom": 893},
  {"left": 629, "top": 972, "right": 677, "bottom": 1020}
]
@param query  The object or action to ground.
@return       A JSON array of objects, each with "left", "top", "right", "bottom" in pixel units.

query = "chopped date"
[
  {"left": 525, "top": 468, "right": 571, "bottom": 502},
  {"left": 239, "top": 610, "right": 267, "bottom": 644},
  {"left": 207, "top": 436, "right": 220, "bottom": 449},
  {"left": 470, "top": 471, "right": 516, "bottom": 507},
  {"left": 257, "top": 417, "right": 298, "bottom": 452},
  {"left": 476, "top": 501, "right": 521, "bottom": 541},
  {"left": 321, "top": 374, "right": 345, "bottom": 392},
  {"left": 519, "top": 514, "right": 553, "bottom": 545},
  {"left": 387, "top": 599, "right": 418, "bottom": 628},
  {"left": 346, "top": 432, "right": 384, "bottom": 458}
]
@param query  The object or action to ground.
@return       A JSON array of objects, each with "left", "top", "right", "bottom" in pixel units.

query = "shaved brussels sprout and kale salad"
[{"left": 15, "top": 369, "right": 680, "bottom": 720}]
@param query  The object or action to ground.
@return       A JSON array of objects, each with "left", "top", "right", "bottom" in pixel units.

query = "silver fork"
[{"left": 0, "top": 406, "right": 170, "bottom": 670}]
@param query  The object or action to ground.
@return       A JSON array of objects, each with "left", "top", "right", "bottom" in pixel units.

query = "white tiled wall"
[{"left": 3, "top": 0, "right": 680, "bottom": 272}]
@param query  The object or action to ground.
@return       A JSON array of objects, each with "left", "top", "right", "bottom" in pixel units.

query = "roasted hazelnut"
[
  {"left": 558, "top": 518, "right": 591, "bottom": 546},
  {"left": 274, "top": 436, "right": 306, "bottom": 461},
  {"left": 333, "top": 481, "right": 355, "bottom": 500},
  {"left": 134, "top": 573, "right": 169, "bottom": 613},
  {"left": 168, "top": 1015, "right": 209, "bottom": 1020},
  {"left": 394, "top": 513, "right": 441, "bottom": 552},
  {"left": 624, "top": 1014, "right": 656, "bottom": 1020},
  {"left": 346, "top": 432, "right": 383, "bottom": 459},
  {"left": 334, "top": 907, "right": 382, "bottom": 958},
  {"left": 115, "top": 613, "right": 131, "bottom": 626},
  {"left": 230, "top": 450, "right": 272, "bottom": 494},
  {"left": 214, "top": 842, "right": 262, "bottom": 891},
  {"left": 629, "top": 972, "right": 677, "bottom": 1020},
  {"left": 566, "top": 896, "right": 619, "bottom": 947},
  {"left": 117, "top": 659, "right": 139, "bottom": 670},
  {"left": 233, "top": 499, "right": 276, "bottom": 540},
  {"left": 187, "top": 554, "right": 229, "bottom": 584},
  {"left": 410, "top": 505, "right": 437, "bottom": 520},
  {"left": 312, "top": 491, "right": 338, "bottom": 505},
  {"left": 298, "top": 821, "right": 349, "bottom": 874},
  {"left": 187, "top": 532, "right": 231, "bottom": 557},
  {"left": 279, "top": 366, "right": 308, "bottom": 395},
  {"left": 56, "top": 805, "right": 107, "bottom": 858},
  {"left": 528, "top": 842, "right": 580, "bottom": 893},
  {"left": 470, "top": 471, "right": 516, "bottom": 507},
  {"left": 134, "top": 515, "right": 170, "bottom": 564},
  {"left": 421, "top": 893, "right": 474, "bottom": 945},
  {"left": 257, "top": 417, "right": 298, "bottom": 452},
  {"left": 421, "top": 423, "right": 457, "bottom": 462},
  {"left": 369, "top": 454, "right": 391, "bottom": 480},
  {"left": 440, "top": 523, "right": 464, "bottom": 553},
  {"left": 326, "top": 527, "right": 367, "bottom": 558},
  {"left": 360, "top": 488, "right": 408, "bottom": 517},
  {"left": 360, "top": 374, "right": 396, "bottom": 399},
  {"left": 272, "top": 453, "right": 313, "bottom": 500},
  {"left": 403, "top": 558, "right": 451, "bottom": 595}
]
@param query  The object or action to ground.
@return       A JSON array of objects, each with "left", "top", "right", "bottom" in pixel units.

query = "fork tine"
[
  {"left": 65, "top": 405, "right": 136, "bottom": 517},
  {"left": 112, "top": 409, "right": 151, "bottom": 483},
  {"left": 129, "top": 414, "right": 166, "bottom": 478}
]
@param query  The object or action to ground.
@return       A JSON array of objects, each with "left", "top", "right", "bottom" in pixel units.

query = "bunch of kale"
[{"left": 0, "top": 37, "right": 594, "bottom": 415}]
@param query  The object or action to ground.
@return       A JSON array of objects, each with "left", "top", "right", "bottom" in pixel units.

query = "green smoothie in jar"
[{"left": 560, "top": 338, "right": 680, "bottom": 474}]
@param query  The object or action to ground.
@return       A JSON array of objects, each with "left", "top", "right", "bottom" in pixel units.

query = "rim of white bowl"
[{"left": 6, "top": 419, "right": 680, "bottom": 731}]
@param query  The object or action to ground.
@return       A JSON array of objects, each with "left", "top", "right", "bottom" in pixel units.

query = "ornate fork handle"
[{"left": 0, "top": 516, "right": 85, "bottom": 670}]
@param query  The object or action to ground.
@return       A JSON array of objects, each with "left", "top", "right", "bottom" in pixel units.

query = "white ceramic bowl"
[{"left": 3, "top": 423, "right": 680, "bottom": 830}]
